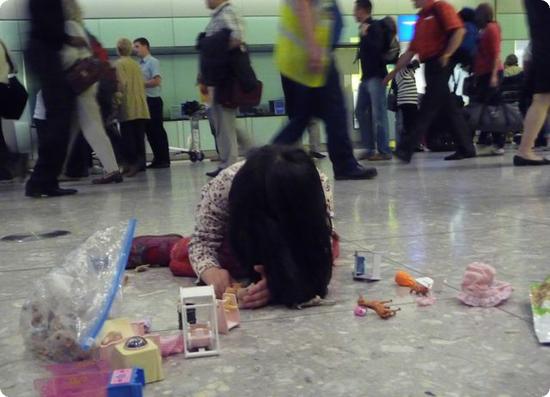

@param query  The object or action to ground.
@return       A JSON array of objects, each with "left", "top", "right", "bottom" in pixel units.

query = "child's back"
[{"left": 395, "top": 67, "right": 418, "bottom": 107}]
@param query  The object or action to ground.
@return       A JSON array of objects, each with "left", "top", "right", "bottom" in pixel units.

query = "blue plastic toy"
[{"left": 107, "top": 368, "right": 145, "bottom": 397}]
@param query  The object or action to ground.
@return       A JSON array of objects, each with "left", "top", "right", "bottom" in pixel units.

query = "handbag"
[
  {"left": 0, "top": 41, "right": 28, "bottom": 120},
  {"left": 66, "top": 56, "right": 105, "bottom": 95},
  {"left": 215, "top": 45, "right": 263, "bottom": 109},
  {"left": 215, "top": 79, "right": 263, "bottom": 109},
  {"left": 465, "top": 101, "right": 523, "bottom": 133}
]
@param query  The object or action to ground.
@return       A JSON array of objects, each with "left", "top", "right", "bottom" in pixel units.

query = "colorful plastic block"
[
  {"left": 107, "top": 368, "right": 145, "bottom": 397},
  {"left": 110, "top": 338, "right": 164, "bottom": 384}
]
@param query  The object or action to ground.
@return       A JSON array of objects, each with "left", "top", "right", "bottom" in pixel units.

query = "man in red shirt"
[{"left": 384, "top": 0, "right": 476, "bottom": 162}]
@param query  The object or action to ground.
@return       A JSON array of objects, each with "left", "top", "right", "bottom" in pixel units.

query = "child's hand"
[
  {"left": 201, "top": 268, "right": 233, "bottom": 298},
  {"left": 241, "top": 265, "right": 271, "bottom": 309}
]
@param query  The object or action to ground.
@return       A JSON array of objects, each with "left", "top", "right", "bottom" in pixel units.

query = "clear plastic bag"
[{"left": 20, "top": 220, "right": 136, "bottom": 362}]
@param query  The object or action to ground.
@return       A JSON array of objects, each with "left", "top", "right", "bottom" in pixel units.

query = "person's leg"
[
  {"left": 155, "top": 98, "right": 171, "bottom": 164},
  {"left": 492, "top": 132, "right": 506, "bottom": 149},
  {"left": 64, "top": 132, "right": 90, "bottom": 177},
  {"left": 355, "top": 81, "right": 375, "bottom": 155},
  {"left": 135, "top": 120, "right": 147, "bottom": 170},
  {"left": 26, "top": 43, "right": 75, "bottom": 192},
  {"left": 272, "top": 75, "right": 314, "bottom": 146},
  {"left": 517, "top": 94, "right": 550, "bottom": 160},
  {"left": 395, "top": 107, "right": 404, "bottom": 147},
  {"left": 308, "top": 119, "right": 321, "bottom": 149},
  {"left": 400, "top": 104, "right": 417, "bottom": 139},
  {"left": 440, "top": 66, "right": 476, "bottom": 159},
  {"left": 236, "top": 127, "right": 253, "bottom": 155},
  {"left": 366, "top": 77, "right": 391, "bottom": 155},
  {"left": 121, "top": 120, "right": 145, "bottom": 176},
  {"left": 516, "top": 0, "right": 550, "bottom": 162},
  {"left": 211, "top": 102, "right": 238, "bottom": 169},
  {"left": 397, "top": 60, "right": 447, "bottom": 161},
  {"left": 475, "top": 74, "right": 496, "bottom": 148},
  {"left": 206, "top": 107, "right": 219, "bottom": 154},
  {"left": 318, "top": 64, "right": 368, "bottom": 174},
  {"left": 105, "top": 123, "right": 123, "bottom": 165},
  {"left": 120, "top": 121, "right": 137, "bottom": 166},
  {"left": 145, "top": 97, "right": 171, "bottom": 166},
  {"left": 0, "top": 120, "right": 13, "bottom": 181},
  {"left": 76, "top": 86, "right": 119, "bottom": 174}
]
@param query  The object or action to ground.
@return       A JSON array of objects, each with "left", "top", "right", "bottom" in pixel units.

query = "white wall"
[{"left": 0, "top": 0, "right": 285, "bottom": 19}]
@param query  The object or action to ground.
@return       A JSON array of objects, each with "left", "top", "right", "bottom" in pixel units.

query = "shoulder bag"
[{"left": 0, "top": 41, "right": 29, "bottom": 120}]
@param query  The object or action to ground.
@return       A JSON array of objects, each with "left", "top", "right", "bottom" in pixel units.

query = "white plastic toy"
[
  {"left": 179, "top": 285, "right": 220, "bottom": 358},
  {"left": 353, "top": 251, "right": 382, "bottom": 281}
]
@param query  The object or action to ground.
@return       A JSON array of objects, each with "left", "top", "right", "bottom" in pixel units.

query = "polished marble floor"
[{"left": 1, "top": 151, "right": 549, "bottom": 397}]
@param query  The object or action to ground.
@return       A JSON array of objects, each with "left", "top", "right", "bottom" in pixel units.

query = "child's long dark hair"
[{"left": 228, "top": 145, "right": 333, "bottom": 306}]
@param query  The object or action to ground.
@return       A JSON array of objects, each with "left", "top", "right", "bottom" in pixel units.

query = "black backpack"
[{"left": 378, "top": 17, "right": 400, "bottom": 65}]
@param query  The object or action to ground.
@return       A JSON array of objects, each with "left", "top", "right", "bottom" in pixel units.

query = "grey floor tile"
[{"left": 2, "top": 153, "right": 550, "bottom": 397}]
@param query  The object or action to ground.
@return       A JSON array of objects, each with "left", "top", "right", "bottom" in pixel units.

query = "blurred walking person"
[
  {"left": 514, "top": 0, "right": 550, "bottom": 166},
  {"left": 25, "top": 0, "right": 77, "bottom": 197},
  {"left": 384, "top": 0, "right": 476, "bottom": 162},
  {"left": 272, "top": 0, "right": 377, "bottom": 180}
]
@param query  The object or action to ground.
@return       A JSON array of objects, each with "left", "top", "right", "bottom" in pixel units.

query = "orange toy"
[
  {"left": 357, "top": 296, "right": 401, "bottom": 319},
  {"left": 395, "top": 270, "right": 429, "bottom": 295}
]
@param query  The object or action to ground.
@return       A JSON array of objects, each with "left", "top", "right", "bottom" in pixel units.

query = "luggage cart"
[{"left": 170, "top": 101, "right": 206, "bottom": 162}]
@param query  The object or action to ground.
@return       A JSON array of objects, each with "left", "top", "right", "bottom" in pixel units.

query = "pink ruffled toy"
[
  {"left": 354, "top": 306, "right": 367, "bottom": 317},
  {"left": 457, "top": 262, "right": 513, "bottom": 307}
]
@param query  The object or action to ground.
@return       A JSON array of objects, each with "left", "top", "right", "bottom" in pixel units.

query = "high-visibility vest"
[{"left": 275, "top": 0, "right": 333, "bottom": 88}]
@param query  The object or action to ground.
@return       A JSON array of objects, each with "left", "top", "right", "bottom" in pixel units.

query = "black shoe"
[
  {"left": 206, "top": 168, "right": 223, "bottom": 178},
  {"left": 444, "top": 150, "right": 476, "bottom": 161},
  {"left": 334, "top": 165, "right": 377, "bottom": 180},
  {"left": 513, "top": 155, "right": 550, "bottom": 166},
  {"left": 309, "top": 151, "right": 326, "bottom": 159},
  {"left": 123, "top": 164, "right": 141, "bottom": 178},
  {"left": 25, "top": 185, "right": 78, "bottom": 198},
  {"left": 92, "top": 171, "right": 124, "bottom": 185},
  {"left": 395, "top": 147, "right": 413, "bottom": 163},
  {"left": 147, "top": 162, "right": 170, "bottom": 169}
]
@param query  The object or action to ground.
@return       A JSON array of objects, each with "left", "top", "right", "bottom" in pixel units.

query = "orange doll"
[
  {"left": 357, "top": 296, "right": 401, "bottom": 319},
  {"left": 395, "top": 270, "right": 429, "bottom": 295}
]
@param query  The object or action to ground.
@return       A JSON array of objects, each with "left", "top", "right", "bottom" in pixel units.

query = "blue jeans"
[
  {"left": 355, "top": 78, "right": 391, "bottom": 155},
  {"left": 273, "top": 63, "right": 358, "bottom": 173}
]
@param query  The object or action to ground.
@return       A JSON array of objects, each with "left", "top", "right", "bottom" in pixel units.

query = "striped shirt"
[{"left": 395, "top": 68, "right": 418, "bottom": 106}]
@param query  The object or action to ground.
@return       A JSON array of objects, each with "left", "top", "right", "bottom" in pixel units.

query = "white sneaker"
[{"left": 492, "top": 147, "right": 505, "bottom": 155}]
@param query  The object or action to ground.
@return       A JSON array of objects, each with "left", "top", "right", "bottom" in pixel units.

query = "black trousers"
[
  {"left": 475, "top": 72, "right": 506, "bottom": 149},
  {"left": 26, "top": 41, "right": 75, "bottom": 189},
  {"left": 399, "top": 104, "right": 418, "bottom": 141},
  {"left": 0, "top": 120, "right": 9, "bottom": 169},
  {"left": 273, "top": 63, "right": 358, "bottom": 173},
  {"left": 65, "top": 132, "right": 92, "bottom": 177},
  {"left": 120, "top": 119, "right": 146, "bottom": 167},
  {"left": 402, "top": 59, "right": 474, "bottom": 155},
  {"left": 145, "top": 97, "right": 170, "bottom": 164}
]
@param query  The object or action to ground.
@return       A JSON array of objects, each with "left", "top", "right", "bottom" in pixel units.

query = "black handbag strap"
[{"left": 0, "top": 40, "right": 17, "bottom": 74}]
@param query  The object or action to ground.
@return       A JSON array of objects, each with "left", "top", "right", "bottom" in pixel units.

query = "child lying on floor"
[{"left": 128, "top": 145, "right": 338, "bottom": 309}]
